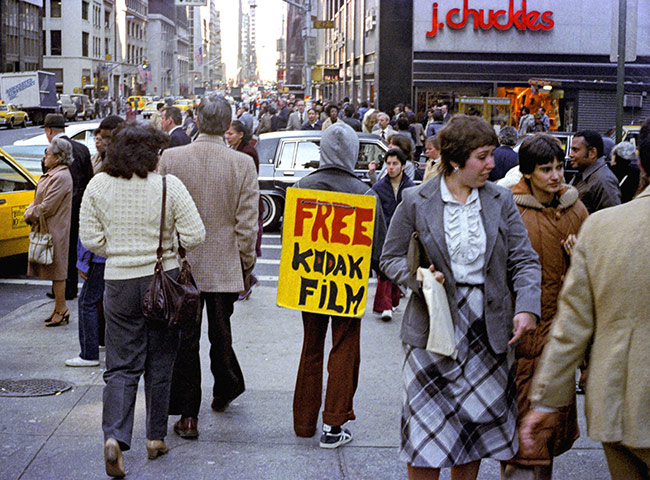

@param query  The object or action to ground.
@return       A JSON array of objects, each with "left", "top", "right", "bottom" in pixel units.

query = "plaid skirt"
[{"left": 401, "top": 285, "right": 517, "bottom": 468}]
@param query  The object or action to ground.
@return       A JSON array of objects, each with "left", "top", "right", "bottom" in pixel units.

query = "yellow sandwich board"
[{"left": 277, "top": 188, "right": 376, "bottom": 318}]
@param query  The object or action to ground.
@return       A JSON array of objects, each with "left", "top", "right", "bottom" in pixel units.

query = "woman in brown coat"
[
  {"left": 24, "top": 137, "right": 74, "bottom": 327},
  {"left": 503, "top": 133, "right": 589, "bottom": 479}
]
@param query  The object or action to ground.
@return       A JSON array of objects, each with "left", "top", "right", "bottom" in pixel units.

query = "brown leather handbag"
[{"left": 142, "top": 175, "right": 201, "bottom": 329}]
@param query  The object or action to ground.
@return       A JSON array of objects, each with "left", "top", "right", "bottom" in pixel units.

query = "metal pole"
[
  {"left": 304, "top": 0, "right": 312, "bottom": 100},
  {"left": 616, "top": 0, "right": 627, "bottom": 143}
]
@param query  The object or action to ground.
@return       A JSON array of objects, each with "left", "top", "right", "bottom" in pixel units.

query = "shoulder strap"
[{"left": 157, "top": 175, "right": 166, "bottom": 260}]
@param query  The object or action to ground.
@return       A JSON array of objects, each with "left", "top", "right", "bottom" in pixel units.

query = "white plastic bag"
[{"left": 417, "top": 267, "right": 457, "bottom": 359}]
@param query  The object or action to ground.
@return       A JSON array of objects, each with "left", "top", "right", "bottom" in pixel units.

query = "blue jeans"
[{"left": 77, "top": 262, "right": 105, "bottom": 361}]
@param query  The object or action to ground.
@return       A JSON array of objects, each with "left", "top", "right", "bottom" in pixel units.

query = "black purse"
[{"left": 142, "top": 175, "right": 201, "bottom": 329}]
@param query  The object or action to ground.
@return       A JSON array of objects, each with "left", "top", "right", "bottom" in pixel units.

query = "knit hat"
[{"left": 612, "top": 141, "right": 636, "bottom": 162}]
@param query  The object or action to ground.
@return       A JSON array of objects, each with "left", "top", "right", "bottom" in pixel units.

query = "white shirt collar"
[{"left": 440, "top": 175, "right": 480, "bottom": 206}]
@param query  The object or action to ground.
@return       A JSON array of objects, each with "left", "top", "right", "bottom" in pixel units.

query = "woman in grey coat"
[{"left": 380, "top": 115, "right": 541, "bottom": 480}]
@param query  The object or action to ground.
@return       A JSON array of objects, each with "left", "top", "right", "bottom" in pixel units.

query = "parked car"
[
  {"left": 70, "top": 94, "right": 94, "bottom": 121},
  {"left": 0, "top": 104, "right": 29, "bottom": 128},
  {"left": 257, "top": 131, "right": 391, "bottom": 231},
  {"left": 58, "top": 94, "right": 77, "bottom": 121},
  {"left": 142, "top": 102, "right": 158, "bottom": 119},
  {"left": 0, "top": 146, "right": 38, "bottom": 258},
  {"left": 13, "top": 122, "right": 100, "bottom": 156}
]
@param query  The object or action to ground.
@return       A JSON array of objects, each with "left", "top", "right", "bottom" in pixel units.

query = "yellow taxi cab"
[
  {"left": 173, "top": 99, "right": 193, "bottom": 112},
  {"left": 0, "top": 146, "right": 38, "bottom": 258},
  {"left": 127, "top": 96, "right": 146, "bottom": 112},
  {"left": 607, "top": 125, "right": 641, "bottom": 146},
  {"left": 0, "top": 104, "right": 29, "bottom": 129}
]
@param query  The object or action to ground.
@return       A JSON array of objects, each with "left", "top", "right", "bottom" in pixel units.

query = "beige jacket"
[
  {"left": 24, "top": 164, "right": 73, "bottom": 280},
  {"left": 158, "top": 134, "right": 259, "bottom": 292},
  {"left": 530, "top": 186, "right": 650, "bottom": 448}
]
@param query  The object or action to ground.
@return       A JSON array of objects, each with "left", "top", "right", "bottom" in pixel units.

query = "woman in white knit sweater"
[{"left": 80, "top": 123, "right": 205, "bottom": 478}]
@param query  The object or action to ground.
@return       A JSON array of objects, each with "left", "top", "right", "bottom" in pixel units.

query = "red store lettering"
[{"left": 426, "top": 0, "right": 554, "bottom": 37}]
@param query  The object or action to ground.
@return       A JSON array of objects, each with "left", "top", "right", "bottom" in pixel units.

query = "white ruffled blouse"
[{"left": 440, "top": 176, "right": 486, "bottom": 285}]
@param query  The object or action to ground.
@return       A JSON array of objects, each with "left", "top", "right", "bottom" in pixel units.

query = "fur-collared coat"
[{"left": 508, "top": 179, "right": 588, "bottom": 465}]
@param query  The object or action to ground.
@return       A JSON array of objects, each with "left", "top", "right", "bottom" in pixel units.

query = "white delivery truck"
[{"left": 0, "top": 71, "right": 58, "bottom": 125}]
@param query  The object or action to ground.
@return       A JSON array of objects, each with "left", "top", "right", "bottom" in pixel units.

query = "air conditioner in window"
[{"left": 623, "top": 94, "right": 643, "bottom": 108}]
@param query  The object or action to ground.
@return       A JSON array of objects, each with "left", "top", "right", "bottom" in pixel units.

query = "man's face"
[
  {"left": 377, "top": 115, "right": 389, "bottom": 129},
  {"left": 329, "top": 107, "right": 338, "bottom": 120},
  {"left": 441, "top": 105, "right": 448, "bottom": 114},
  {"left": 296, "top": 101, "right": 305, "bottom": 113},
  {"left": 44, "top": 127, "right": 55, "bottom": 143},
  {"left": 385, "top": 155, "right": 404, "bottom": 179},
  {"left": 570, "top": 136, "right": 596, "bottom": 169},
  {"left": 307, "top": 109, "right": 317, "bottom": 123},
  {"left": 161, "top": 112, "right": 173, "bottom": 132}
]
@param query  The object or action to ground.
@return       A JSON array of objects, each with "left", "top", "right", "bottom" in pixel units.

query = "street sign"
[{"left": 313, "top": 20, "right": 334, "bottom": 29}]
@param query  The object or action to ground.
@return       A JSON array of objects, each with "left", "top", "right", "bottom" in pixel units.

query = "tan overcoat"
[
  {"left": 24, "top": 164, "right": 73, "bottom": 280},
  {"left": 158, "top": 134, "right": 259, "bottom": 292},
  {"left": 530, "top": 186, "right": 650, "bottom": 448}
]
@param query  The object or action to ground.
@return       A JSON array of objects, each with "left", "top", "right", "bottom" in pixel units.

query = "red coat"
[{"left": 509, "top": 179, "right": 588, "bottom": 465}]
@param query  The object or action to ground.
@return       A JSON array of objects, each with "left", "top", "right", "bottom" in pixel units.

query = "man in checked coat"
[{"left": 158, "top": 96, "right": 259, "bottom": 438}]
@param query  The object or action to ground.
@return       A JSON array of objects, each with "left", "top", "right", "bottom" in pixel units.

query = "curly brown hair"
[
  {"left": 104, "top": 123, "right": 169, "bottom": 179},
  {"left": 438, "top": 115, "right": 498, "bottom": 175}
]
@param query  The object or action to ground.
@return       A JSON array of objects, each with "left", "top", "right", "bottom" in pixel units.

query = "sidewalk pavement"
[{"left": 1, "top": 285, "right": 609, "bottom": 480}]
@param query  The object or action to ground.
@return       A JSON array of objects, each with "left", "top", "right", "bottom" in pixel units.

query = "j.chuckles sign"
[
  {"left": 426, "top": 0, "right": 554, "bottom": 37},
  {"left": 277, "top": 188, "right": 376, "bottom": 318}
]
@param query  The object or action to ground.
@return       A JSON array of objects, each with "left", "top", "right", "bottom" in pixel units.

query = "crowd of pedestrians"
[{"left": 19, "top": 90, "right": 650, "bottom": 479}]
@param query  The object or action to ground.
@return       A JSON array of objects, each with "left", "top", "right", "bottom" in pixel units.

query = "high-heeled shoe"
[
  {"left": 146, "top": 439, "right": 169, "bottom": 459},
  {"left": 45, "top": 310, "right": 69, "bottom": 327},
  {"left": 104, "top": 438, "right": 125, "bottom": 478},
  {"left": 43, "top": 312, "right": 54, "bottom": 323}
]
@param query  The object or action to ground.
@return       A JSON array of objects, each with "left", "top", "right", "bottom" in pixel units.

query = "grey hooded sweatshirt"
[{"left": 293, "top": 122, "right": 386, "bottom": 271}]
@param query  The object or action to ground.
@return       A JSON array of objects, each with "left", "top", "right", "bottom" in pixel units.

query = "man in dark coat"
[
  {"left": 291, "top": 122, "right": 386, "bottom": 449},
  {"left": 162, "top": 106, "right": 191, "bottom": 148},
  {"left": 370, "top": 148, "right": 415, "bottom": 321},
  {"left": 42, "top": 113, "right": 93, "bottom": 300},
  {"left": 489, "top": 126, "right": 519, "bottom": 181}
]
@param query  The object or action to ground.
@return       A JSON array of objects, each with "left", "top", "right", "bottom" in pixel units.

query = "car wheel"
[
  {"left": 7, "top": 119, "right": 13, "bottom": 129},
  {"left": 261, "top": 194, "right": 283, "bottom": 232},
  {"left": 21, "top": 117, "right": 27, "bottom": 127}
]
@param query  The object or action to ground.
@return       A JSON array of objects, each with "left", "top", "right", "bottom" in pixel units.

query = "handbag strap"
[
  {"left": 38, "top": 210, "right": 49, "bottom": 235},
  {"left": 157, "top": 176, "right": 167, "bottom": 260},
  {"left": 158, "top": 175, "right": 188, "bottom": 261}
]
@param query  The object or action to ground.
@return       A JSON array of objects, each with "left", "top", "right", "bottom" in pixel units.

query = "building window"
[
  {"left": 51, "top": 30, "right": 62, "bottom": 55},
  {"left": 105, "top": 11, "right": 110, "bottom": 28},
  {"left": 50, "top": 0, "right": 61, "bottom": 18},
  {"left": 82, "top": 1, "right": 89, "bottom": 21},
  {"left": 82, "top": 32, "right": 89, "bottom": 57}
]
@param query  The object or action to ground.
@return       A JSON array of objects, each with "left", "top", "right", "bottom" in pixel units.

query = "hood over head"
[{"left": 319, "top": 122, "right": 359, "bottom": 172}]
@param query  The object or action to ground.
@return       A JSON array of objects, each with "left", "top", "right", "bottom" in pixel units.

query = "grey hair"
[
  {"left": 498, "top": 126, "right": 518, "bottom": 147},
  {"left": 198, "top": 96, "right": 232, "bottom": 135},
  {"left": 611, "top": 141, "right": 636, "bottom": 162},
  {"left": 377, "top": 112, "right": 390, "bottom": 122},
  {"left": 49, "top": 137, "right": 73, "bottom": 166}
]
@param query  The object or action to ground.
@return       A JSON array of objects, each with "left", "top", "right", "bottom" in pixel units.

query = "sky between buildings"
[{"left": 219, "top": 0, "right": 286, "bottom": 82}]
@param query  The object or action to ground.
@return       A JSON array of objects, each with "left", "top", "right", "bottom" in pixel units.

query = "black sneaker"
[{"left": 319, "top": 425, "right": 352, "bottom": 449}]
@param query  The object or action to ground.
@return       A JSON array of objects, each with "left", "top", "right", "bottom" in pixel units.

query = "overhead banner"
[{"left": 277, "top": 188, "right": 376, "bottom": 318}]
